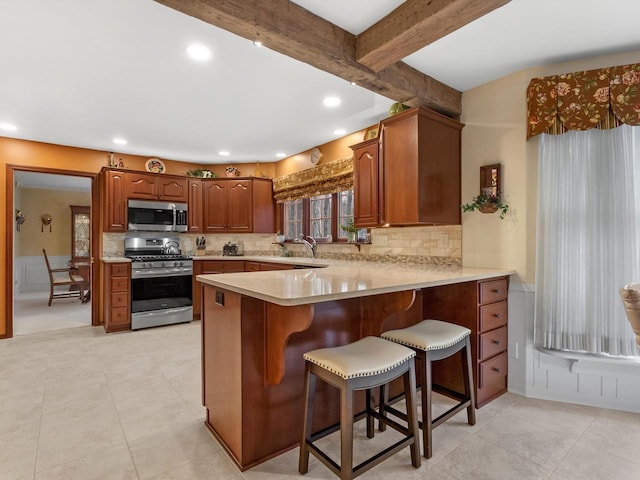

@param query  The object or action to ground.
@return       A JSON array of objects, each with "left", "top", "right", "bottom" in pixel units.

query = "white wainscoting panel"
[
  {"left": 16, "top": 255, "right": 70, "bottom": 293},
  {"left": 512, "top": 283, "right": 640, "bottom": 414}
]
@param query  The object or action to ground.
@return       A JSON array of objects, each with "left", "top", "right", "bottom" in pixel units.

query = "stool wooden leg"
[
  {"left": 366, "top": 388, "right": 374, "bottom": 439},
  {"left": 463, "top": 337, "right": 477, "bottom": 425},
  {"left": 422, "top": 353, "right": 433, "bottom": 459},
  {"left": 299, "top": 364, "right": 316, "bottom": 474},
  {"left": 378, "top": 384, "right": 388, "bottom": 432},
  {"left": 404, "top": 358, "right": 421, "bottom": 468},
  {"left": 340, "top": 382, "right": 354, "bottom": 480}
]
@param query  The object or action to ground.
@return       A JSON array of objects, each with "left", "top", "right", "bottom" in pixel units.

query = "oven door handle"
[{"left": 131, "top": 268, "right": 193, "bottom": 278}]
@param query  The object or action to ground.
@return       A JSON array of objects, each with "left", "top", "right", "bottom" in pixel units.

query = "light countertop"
[
  {"left": 101, "top": 257, "right": 131, "bottom": 263},
  {"left": 196, "top": 259, "right": 514, "bottom": 306}
]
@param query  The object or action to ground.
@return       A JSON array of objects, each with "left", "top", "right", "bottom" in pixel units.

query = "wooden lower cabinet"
[
  {"left": 102, "top": 262, "right": 131, "bottom": 332},
  {"left": 200, "top": 286, "right": 421, "bottom": 470},
  {"left": 422, "top": 276, "right": 509, "bottom": 407},
  {"left": 193, "top": 260, "right": 295, "bottom": 319}
]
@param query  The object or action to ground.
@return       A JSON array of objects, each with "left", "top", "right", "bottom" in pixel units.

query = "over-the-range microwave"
[{"left": 127, "top": 199, "right": 188, "bottom": 232}]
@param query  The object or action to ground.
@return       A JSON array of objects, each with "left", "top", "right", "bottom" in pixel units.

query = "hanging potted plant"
[{"left": 461, "top": 194, "right": 509, "bottom": 219}]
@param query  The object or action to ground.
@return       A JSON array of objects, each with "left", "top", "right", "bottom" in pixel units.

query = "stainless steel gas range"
[{"left": 124, "top": 234, "right": 193, "bottom": 330}]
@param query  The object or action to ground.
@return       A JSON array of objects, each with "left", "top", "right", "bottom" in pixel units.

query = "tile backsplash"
[{"left": 103, "top": 225, "right": 461, "bottom": 265}]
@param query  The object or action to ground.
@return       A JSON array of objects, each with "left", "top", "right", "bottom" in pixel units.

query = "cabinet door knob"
[
  {"left": 493, "top": 313, "right": 501, "bottom": 318},
  {"left": 492, "top": 288, "right": 500, "bottom": 294},
  {"left": 491, "top": 339, "right": 501, "bottom": 345},
  {"left": 492, "top": 367, "right": 501, "bottom": 373}
]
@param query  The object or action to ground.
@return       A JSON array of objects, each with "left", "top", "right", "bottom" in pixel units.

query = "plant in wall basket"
[{"left": 461, "top": 194, "right": 509, "bottom": 219}]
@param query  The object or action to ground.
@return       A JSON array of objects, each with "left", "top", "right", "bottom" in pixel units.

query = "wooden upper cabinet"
[
  {"left": 126, "top": 172, "right": 156, "bottom": 199},
  {"left": 100, "top": 168, "right": 274, "bottom": 234},
  {"left": 158, "top": 177, "right": 188, "bottom": 202},
  {"left": 227, "top": 180, "right": 252, "bottom": 232},
  {"left": 188, "top": 178, "right": 203, "bottom": 232},
  {"left": 103, "top": 170, "right": 127, "bottom": 232},
  {"left": 125, "top": 172, "right": 187, "bottom": 202},
  {"left": 203, "top": 178, "right": 274, "bottom": 233},
  {"left": 381, "top": 107, "right": 463, "bottom": 225},
  {"left": 351, "top": 107, "right": 463, "bottom": 227},
  {"left": 203, "top": 180, "right": 228, "bottom": 232},
  {"left": 349, "top": 138, "right": 381, "bottom": 228}
]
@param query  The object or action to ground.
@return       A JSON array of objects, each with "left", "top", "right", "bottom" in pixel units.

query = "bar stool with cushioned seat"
[
  {"left": 299, "top": 336, "right": 421, "bottom": 480},
  {"left": 381, "top": 320, "right": 476, "bottom": 459}
]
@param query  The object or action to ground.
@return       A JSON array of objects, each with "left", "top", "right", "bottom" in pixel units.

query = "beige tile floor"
[{"left": 1, "top": 321, "right": 640, "bottom": 480}]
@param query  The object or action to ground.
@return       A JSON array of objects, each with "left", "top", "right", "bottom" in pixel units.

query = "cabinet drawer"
[
  {"left": 110, "top": 307, "right": 130, "bottom": 325},
  {"left": 479, "top": 326, "right": 507, "bottom": 361},
  {"left": 479, "top": 278, "right": 508, "bottom": 304},
  {"left": 111, "top": 264, "right": 129, "bottom": 277},
  {"left": 479, "top": 351, "right": 507, "bottom": 388},
  {"left": 111, "top": 277, "right": 129, "bottom": 293},
  {"left": 245, "top": 261, "right": 261, "bottom": 272},
  {"left": 479, "top": 300, "right": 507, "bottom": 331},
  {"left": 202, "top": 260, "right": 245, "bottom": 273},
  {"left": 111, "top": 292, "right": 129, "bottom": 308}
]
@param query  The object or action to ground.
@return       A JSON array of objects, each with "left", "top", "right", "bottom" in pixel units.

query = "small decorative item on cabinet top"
[
  {"left": 186, "top": 168, "right": 216, "bottom": 178},
  {"left": 389, "top": 102, "right": 410, "bottom": 116},
  {"left": 145, "top": 158, "right": 165, "bottom": 173},
  {"left": 363, "top": 124, "right": 380, "bottom": 141},
  {"left": 225, "top": 166, "right": 240, "bottom": 177}
]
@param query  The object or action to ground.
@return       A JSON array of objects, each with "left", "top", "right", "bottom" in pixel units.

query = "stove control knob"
[
  {"left": 161, "top": 262, "right": 166, "bottom": 268},
  {"left": 173, "top": 261, "right": 178, "bottom": 267}
]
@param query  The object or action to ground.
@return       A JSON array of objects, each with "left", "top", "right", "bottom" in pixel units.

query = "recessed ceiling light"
[
  {"left": 276, "top": 153, "right": 286, "bottom": 158},
  {"left": 323, "top": 96, "right": 341, "bottom": 107},
  {"left": 0, "top": 122, "right": 17, "bottom": 132},
  {"left": 187, "top": 44, "right": 211, "bottom": 61},
  {"left": 113, "top": 138, "right": 127, "bottom": 145},
  {"left": 219, "top": 150, "right": 230, "bottom": 156},
  {"left": 253, "top": 40, "right": 263, "bottom": 47},
  {"left": 333, "top": 129, "right": 346, "bottom": 136}
]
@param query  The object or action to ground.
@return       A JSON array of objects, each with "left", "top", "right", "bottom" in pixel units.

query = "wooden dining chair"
[{"left": 42, "top": 249, "right": 85, "bottom": 306}]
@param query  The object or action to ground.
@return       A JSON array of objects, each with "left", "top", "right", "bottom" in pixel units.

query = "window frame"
[{"left": 279, "top": 190, "right": 353, "bottom": 243}]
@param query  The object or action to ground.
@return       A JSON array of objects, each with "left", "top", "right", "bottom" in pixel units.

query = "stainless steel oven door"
[{"left": 130, "top": 270, "right": 192, "bottom": 330}]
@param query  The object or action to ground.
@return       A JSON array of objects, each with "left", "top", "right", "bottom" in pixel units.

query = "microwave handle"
[{"left": 174, "top": 205, "right": 178, "bottom": 230}]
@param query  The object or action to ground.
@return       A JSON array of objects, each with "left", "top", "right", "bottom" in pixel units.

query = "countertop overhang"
[{"left": 196, "top": 257, "right": 514, "bottom": 306}]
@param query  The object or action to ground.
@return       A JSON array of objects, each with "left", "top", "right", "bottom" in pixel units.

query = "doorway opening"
[{"left": 7, "top": 166, "right": 99, "bottom": 337}]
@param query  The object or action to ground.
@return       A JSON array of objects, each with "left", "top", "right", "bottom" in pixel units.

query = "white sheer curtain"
[{"left": 535, "top": 125, "right": 640, "bottom": 357}]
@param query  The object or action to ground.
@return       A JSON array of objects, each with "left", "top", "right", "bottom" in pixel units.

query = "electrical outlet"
[
  {"left": 508, "top": 342, "right": 519, "bottom": 359},
  {"left": 215, "top": 291, "right": 224, "bottom": 306}
]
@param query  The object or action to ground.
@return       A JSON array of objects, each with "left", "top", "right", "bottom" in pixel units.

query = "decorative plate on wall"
[{"left": 145, "top": 158, "right": 165, "bottom": 173}]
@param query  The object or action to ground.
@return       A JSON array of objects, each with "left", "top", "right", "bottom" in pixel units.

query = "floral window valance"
[
  {"left": 527, "top": 63, "right": 640, "bottom": 139},
  {"left": 272, "top": 157, "right": 353, "bottom": 203}
]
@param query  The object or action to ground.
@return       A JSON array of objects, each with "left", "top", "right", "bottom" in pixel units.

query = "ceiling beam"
[
  {"left": 153, "top": 0, "right": 462, "bottom": 118},
  {"left": 356, "top": 0, "right": 511, "bottom": 72}
]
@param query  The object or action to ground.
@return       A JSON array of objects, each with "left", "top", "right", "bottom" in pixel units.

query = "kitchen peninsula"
[{"left": 196, "top": 260, "right": 513, "bottom": 470}]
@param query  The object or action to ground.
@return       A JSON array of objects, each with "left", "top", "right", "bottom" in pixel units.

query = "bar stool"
[
  {"left": 381, "top": 320, "right": 476, "bottom": 459},
  {"left": 299, "top": 336, "right": 421, "bottom": 480}
]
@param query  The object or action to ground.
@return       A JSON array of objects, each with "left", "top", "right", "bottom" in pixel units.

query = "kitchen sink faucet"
[{"left": 295, "top": 236, "right": 317, "bottom": 258}]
